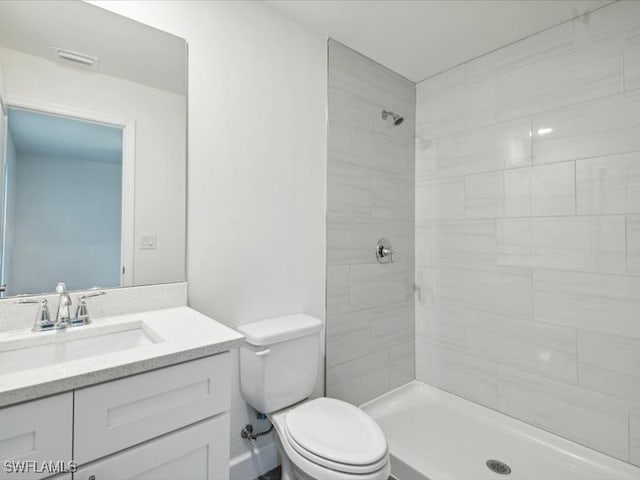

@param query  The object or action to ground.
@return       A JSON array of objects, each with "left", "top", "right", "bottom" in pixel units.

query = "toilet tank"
[{"left": 238, "top": 314, "right": 322, "bottom": 414}]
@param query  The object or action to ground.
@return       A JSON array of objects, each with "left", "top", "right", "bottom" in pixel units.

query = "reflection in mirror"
[{"left": 0, "top": 1, "right": 187, "bottom": 297}]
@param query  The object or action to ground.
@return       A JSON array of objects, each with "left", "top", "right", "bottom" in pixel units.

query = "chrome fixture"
[
  {"left": 73, "top": 290, "right": 107, "bottom": 326},
  {"left": 16, "top": 283, "right": 107, "bottom": 332},
  {"left": 55, "top": 282, "right": 73, "bottom": 329},
  {"left": 376, "top": 238, "right": 394, "bottom": 264},
  {"left": 381, "top": 110, "right": 404, "bottom": 126},
  {"left": 16, "top": 298, "right": 54, "bottom": 331}
]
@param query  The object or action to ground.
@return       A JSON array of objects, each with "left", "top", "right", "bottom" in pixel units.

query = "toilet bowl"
[{"left": 238, "top": 314, "right": 391, "bottom": 480}]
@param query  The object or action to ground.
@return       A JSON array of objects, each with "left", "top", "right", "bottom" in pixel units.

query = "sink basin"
[{"left": 0, "top": 322, "right": 162, "bottom": 375}]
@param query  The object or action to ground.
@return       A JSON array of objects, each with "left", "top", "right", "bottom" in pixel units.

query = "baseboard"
[{"left": 230, "top": 441, "right": 279, "bottom": 480}]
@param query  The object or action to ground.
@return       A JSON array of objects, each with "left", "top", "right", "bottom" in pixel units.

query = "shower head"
[{"left": 381, "top": 110, "right": 404, "bottom": 126}]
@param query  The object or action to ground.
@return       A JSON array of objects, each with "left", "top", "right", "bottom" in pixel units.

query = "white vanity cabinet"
[
  {"left": 0, "top": 352, "right": 232, "bottom": 480},
  {"left": 0, "top": 394, "right": 73, "bottom": 480},
  {"left": 73, "top": 414, "right": 229, "bottom": 480}
]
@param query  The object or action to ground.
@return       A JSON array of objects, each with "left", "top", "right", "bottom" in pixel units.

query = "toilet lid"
[{"left": 284, "top": 397, "right": 388, "bottom": 467}]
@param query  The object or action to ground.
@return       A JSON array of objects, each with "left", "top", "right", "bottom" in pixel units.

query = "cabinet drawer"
[
  {"left": 0, "top": 393, "right": 73, "bottom": 480},
  {"left": 74, "top": 414, "right": 230, "bottom": 480},
  {"left": 74, "top": 353, "right": 230, "bottom": 464}
]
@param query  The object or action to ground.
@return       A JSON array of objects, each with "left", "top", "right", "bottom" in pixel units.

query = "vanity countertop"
[{"left": 0, "top": 306, "right": 244, "bottom": 408}]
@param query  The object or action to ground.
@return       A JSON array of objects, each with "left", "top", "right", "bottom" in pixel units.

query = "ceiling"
[
  {"left": 266, "top": 0, "right": 613, "bottom": 82},
  {"left": 0, "top": 1, "right": 186, "bottom": 95},
  {"left": 8, "top": 107, "right": 123, "bottom": 164}
]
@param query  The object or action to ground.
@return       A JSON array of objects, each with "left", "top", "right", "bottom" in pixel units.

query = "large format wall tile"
[
  {"left": 416, "top": 2, "right": 640, "bottom": 465},
  {"left": 576, "top": 152, "right": 640, "bottom": 214},
  {"left": 497, "top": 366, "right": 629, "bottom": 461},
  {"left": 497, "top": 215, "right": 626, "bottom": 274},
  {"left": 327, "top": 40, "right": 415, "bottom": 405}
]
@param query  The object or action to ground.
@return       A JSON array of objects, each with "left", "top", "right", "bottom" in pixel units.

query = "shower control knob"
[{"left": 376, "top": 238, "right": 394, "bottom": 264}]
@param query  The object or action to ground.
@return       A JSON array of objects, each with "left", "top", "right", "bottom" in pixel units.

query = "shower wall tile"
[
  {"left": 495, "top": 36, "right": 624, "bottom": 122},
  {"left": 504, "top": 162, "right": 576, "bottom": 217},
  {"left": 464, "top": 171, "right": 504, "bottom": 218},
  {"left": 625, "top": 33, "right": 640, "bottom": 92},
  {"left": 497, "top": 215, "right": 627, "bottom": 274},
  {"left": 497, "top": 366, "right": 629, "bottom": 461},
  {"left": 532, "top": 91, "right": 640, "bottom": 165},
  {"left": 578, "top": 331, "right": 640, "bottom": 403},
  {"left": 417, "top": 339, "right": 498, "bottom": 409},
  {"left": 415, "top": 178, "right": 464, "bottom": 220},
  {"left": 576, "top": 152, "right": 640, "bottom": 215},
  {"left": 327, "top": 40, "right": 415, "bottom": 405},
  {"left": 627, "top": 215, "right": 640, "bottom": 275},
  {"left": 416, "top": 2, "right": 640, "bottom": 464},
  {"left": 632, "top": 410, "right": 640, "bottom": 467},
  {"left": 532, "top": 269, "right": 640, "bottom": 339}
]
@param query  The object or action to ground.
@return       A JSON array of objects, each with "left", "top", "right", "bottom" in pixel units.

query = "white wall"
[
  {"left": 0, "top": 46, "right": 186, "bottom": 287},
  {"left": 89, "top": 1, "right": 327, "bottom": 477},
  {"left": 7, "top": 152, "right": 121, "bottom": 295},
  {"left": 415, "top": 0, "right": 640, "bottom": 466}
]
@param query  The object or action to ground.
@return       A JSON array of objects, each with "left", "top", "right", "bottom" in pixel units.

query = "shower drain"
[{"left": 486, "top": 459, "right": 512, "bottom": 475}]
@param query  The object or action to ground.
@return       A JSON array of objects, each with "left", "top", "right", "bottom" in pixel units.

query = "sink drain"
[{"left": 486, "top": 459, "right": 512, "bottom": 475}]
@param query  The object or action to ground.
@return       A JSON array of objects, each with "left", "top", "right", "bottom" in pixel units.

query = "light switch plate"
[{"left": 139, "top": 234, "right": 157, "bottom": 250}]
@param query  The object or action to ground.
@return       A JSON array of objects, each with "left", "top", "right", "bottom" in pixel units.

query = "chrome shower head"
[{"left": 381, "top": 110, "right": 404, "bottom": 126}]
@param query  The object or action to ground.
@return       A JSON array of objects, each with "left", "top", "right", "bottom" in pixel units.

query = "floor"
[{"left": 257, "top": 466, "right": 281, "bottom": 480}]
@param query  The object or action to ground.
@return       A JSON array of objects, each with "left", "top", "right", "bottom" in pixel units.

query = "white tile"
[
  {"left": 497, "top": 215, "right": 627, "bottom": 274},
  {"left": 504, "top": 162, "right": 576, "bottom": 217},
  {"left": 578, "top": 331, "right": 640, "bottom": 403},
  {"left": 415, "top": 301, "right": 467, "bottom": 347},
  {"left": 576, "top": 152, "right": 640, "bottom": 214},
  {"left": 626, "top": 33, "right": 640, "bottom": 91},
  {"left": 498, "top": 366, "right": 629, "bottom": 460},
  {"left": 628, "top": 215, "right": 640, "bottom": 274},
  {"left": 417, "top": 339, "right": 498, "bottom": 409},
  {"left": 529, "top": 162, "right": 575, "bottom": 216},
  {"left": 465, "top": 22, "right": 574, "bottom": 82},
  {"left": 327, "top": 160, "right": 373, "bottom": 217},
  {"left": 433, "top": 118, "right": 531, "bottom": 178},
  {"left": 533, "top": 269, "right": 640, "bottom": 339},
  {"left": 326, "top": 264, "right": 350, "bottom": 315},
  {"left": 326, "top": 313, "right": 372, "bottom": 368},
  {"left": 496, "top": 36, "right": 624, "bottom": 121},
  {"left": 327, "top": 216, "right": 413, "bottom": 265},
  {"left": 351, "top": 129, "right": 412, "bottom": 177},
  {"left": 389, "top": 340, "right": 415, "bottom": 390},
  {"left": 465, "top": 171, "right": 504, "bottom": 218},
  {"left": 350, "top": 262, "right": 410, "bottom": 311},
  {"left": 573, "top": 1, "right": 640, "bottom": 46},
  {"left": 372, "top": 173, "right": 414, "bottom": 221},
  {"left": 436, "top": 266, "right": 532, "bottom": 317},
  {"left": 326, "top": 350, "right": 390, "bottom": 406},
  {"left": 416, "top": 220, "right": 498, "bottom": 268},
  {"left": 632, "top": 409, "right": 640, "bottom": 467},
  {"left": 532, "top": 90, "right": 640, "bottom": 165},
  {"left": 370, "top": 301, "right": 414, "bottom": 350},
  {"left": 466, "top": 310, "right": 577, "bottom": 383},
  {"left": 328, "top": 85, "right": 414, "bottom": 143},
  {"left": 416, "top": 76, "right": 495, "bottom": 138},
  {"left": 415, "top": 177, "right": 465, "bottom": 220}
]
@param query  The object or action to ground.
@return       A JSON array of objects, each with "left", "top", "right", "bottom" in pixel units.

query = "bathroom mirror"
[{"left": 0, "top": 1, "right": 187, "bottom": 297}]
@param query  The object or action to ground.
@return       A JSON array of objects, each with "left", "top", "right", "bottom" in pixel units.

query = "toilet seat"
[{"left": 279, "top": 398, "right": 389, "bottom": 475}]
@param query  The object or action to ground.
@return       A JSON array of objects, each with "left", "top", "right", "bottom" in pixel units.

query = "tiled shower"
[{"left": 327, "top": 1, "right": 640, "bottom": 467}]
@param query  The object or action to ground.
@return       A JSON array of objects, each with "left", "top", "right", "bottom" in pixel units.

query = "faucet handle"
[
  {"left": 73, "top": 290, "right": 106, "bottom": 326},
  {"left": 56, "top": 282, "right": 67, "bottom": 294},
  {"left": 16, "top": 299, "right": 53, "bottom": 331}
]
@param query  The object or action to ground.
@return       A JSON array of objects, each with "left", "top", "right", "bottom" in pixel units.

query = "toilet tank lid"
[{"left": 238, "top": 314, "right": 322, "bottom": 346}]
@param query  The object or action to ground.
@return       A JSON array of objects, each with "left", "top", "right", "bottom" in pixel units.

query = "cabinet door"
[
  {"left": 74, "top": 353, "right": 230, "bottom": 464},
  {"left": 0, "top": 393, "right": 73, "bottom": 480},
  {"left": 73, "top": 414, "right": 230, "bottom": 480}
]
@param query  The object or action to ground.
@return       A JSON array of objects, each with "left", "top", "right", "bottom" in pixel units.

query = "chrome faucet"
[{"left": 55, "top": 282, "right": 73, "bottom": 329}]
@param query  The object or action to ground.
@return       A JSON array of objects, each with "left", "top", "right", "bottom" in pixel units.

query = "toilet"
[{"left": 238, "top": 314, "right": 391, "bottom": 480}]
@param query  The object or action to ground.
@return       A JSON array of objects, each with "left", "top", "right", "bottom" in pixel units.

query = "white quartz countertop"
[{"left": 0, "top": 306, "right": 244, "bottom": 408}]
